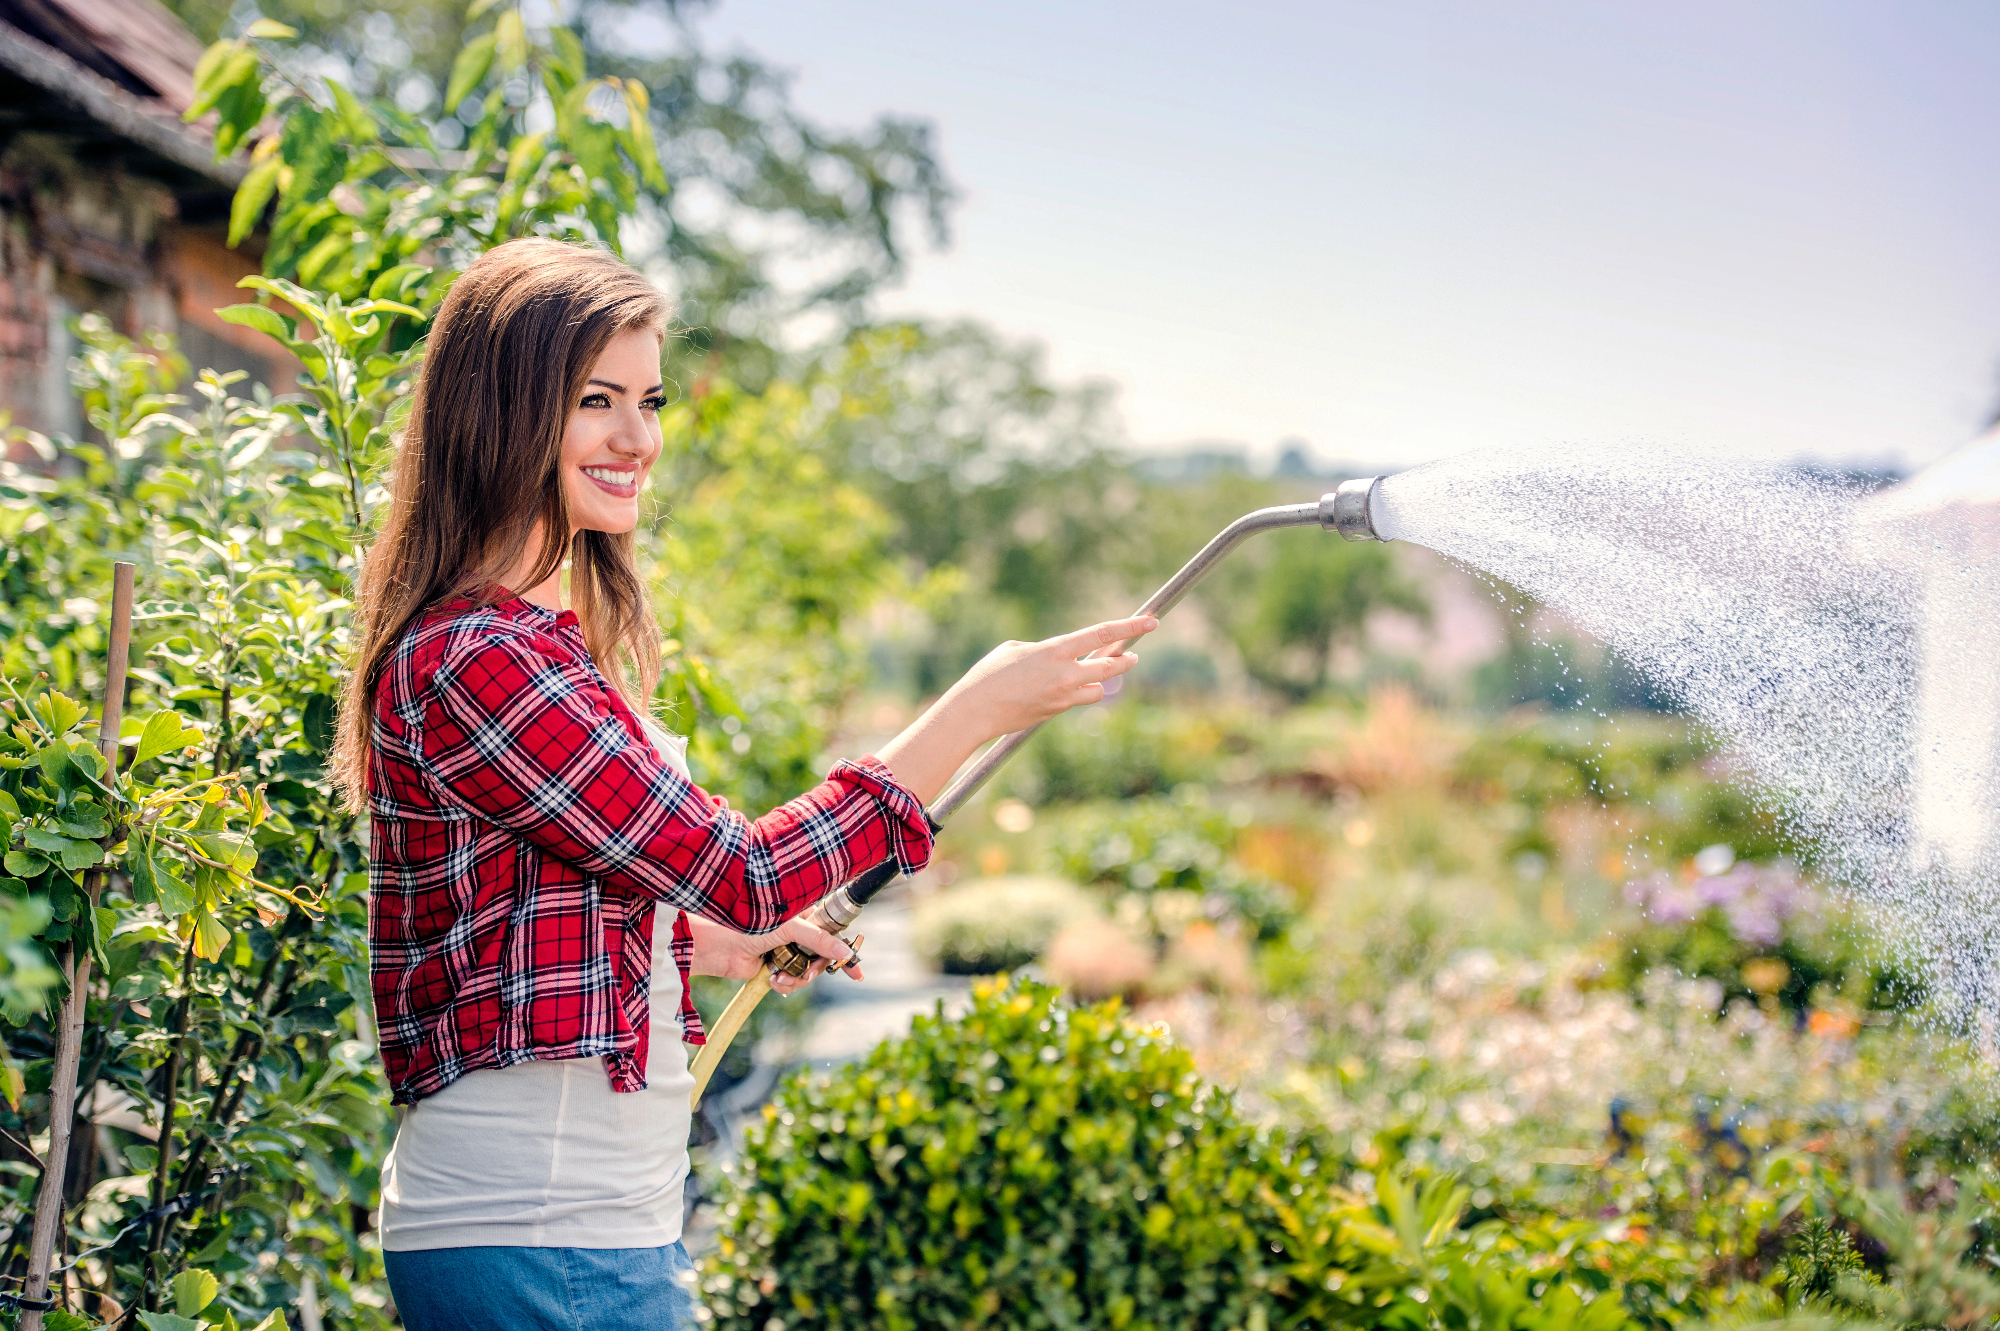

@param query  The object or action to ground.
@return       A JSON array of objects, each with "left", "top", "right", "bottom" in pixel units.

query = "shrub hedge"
[{"left": 701, "top": 978, "right": 1642, "bottom": 1331}]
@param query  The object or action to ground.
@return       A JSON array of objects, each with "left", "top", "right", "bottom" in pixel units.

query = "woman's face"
[{"left": 560, "top": 327, "right": 666, "bottom": 535}]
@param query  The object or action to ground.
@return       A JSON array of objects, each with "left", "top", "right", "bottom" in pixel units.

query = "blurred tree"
[
  {"left": 1118, "top": 472, "right": 1429, "bottom": 700},
  {"left": 1232, "top": 529, "right": 1428, "bottom": 699},
  {"left": 812, "top": 323, "right": 1130, "bottom": 690},
  {"left": 160, "top": 0, "right": 952, "bottom": 384}
]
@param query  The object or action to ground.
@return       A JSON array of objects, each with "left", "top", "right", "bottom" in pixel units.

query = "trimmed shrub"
[
  {"left": 700, "top": 977, "right": 1295, "bottom": 1329},
  {"left": 909, "top": 875, "right": 1099, "bottom": 974}
]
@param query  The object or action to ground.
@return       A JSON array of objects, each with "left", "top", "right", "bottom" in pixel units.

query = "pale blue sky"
[{"left": 677, "top": 1, "right": 1998, "bottom": 471}]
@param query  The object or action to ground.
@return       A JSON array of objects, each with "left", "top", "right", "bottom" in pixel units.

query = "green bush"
[
  {"left": 909, "top": 875, "right": 1099, "bottom": 974},
  {"left": 1457, "top": 715, "right": 1790, "bottom": 870},
  {"left": 702, "top": 977, "right": 1294, "bottom": 1330},
  {"left": 701, "top": 978, "right": 1647, "bottom": 1331},
  {"left": 1044, "top": 791, "right": 1296, "bottom": 942},
  {"left": 999, "top": 701, "right": 1223, "bottom": 806}
]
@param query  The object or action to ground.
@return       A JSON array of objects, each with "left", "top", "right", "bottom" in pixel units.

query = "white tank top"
[{"left": 378, "top": 724, "right": 698, "bottom": 1251}]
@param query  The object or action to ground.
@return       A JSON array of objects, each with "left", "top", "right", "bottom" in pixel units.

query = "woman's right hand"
[{"left": 875, "top": 614, "right": 1158, "bottom": 803}]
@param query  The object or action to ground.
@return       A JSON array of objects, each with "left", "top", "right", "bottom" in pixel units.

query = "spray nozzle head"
[{"left": 1324, "top": 476, "right": 1387, "bottom": 541}]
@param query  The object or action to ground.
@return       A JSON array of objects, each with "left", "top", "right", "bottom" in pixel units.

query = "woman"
[{"left": 331, "top": 237, "right": 1155, "bottom": 1330}]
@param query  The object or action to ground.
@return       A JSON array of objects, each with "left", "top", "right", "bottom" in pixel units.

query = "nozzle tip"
[{"left": 1323, "top": 477, "right": 1386, "bottom": 541}]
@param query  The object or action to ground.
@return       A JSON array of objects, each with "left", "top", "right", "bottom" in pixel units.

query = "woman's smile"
[{"left": 580, "top": 464, "right": 640, "bottom": 496}]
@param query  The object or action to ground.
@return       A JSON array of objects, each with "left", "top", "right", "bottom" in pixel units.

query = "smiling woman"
[
  {"left": 325, "top": 237, "right": 1155, "bottom": 1331},
  {"left": 556, "top": 333, "right": 667, "bottom": 528}
]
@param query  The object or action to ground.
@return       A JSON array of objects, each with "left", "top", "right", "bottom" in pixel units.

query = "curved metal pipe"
[
  {"left": 692, "top": 482, "right": 1390, "bottom": 1108},
  {"left": 928, "top": 498, "right": 1328, "bottom": 823}
]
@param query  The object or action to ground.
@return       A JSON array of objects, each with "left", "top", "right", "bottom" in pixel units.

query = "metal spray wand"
[{"left": 688, "top": 477, "right": 1389, "bottom": 1108}]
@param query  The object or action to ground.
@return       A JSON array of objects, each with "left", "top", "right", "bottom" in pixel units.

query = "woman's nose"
[{"left": 606, "top": 406, "right": 652, "bottom": 455}]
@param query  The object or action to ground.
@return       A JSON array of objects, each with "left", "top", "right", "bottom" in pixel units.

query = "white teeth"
[{"left": 583, "top": 467, "right": 635, "bottom": 486}]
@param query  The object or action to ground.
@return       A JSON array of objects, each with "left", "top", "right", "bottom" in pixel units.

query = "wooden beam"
[{"left": 0, "top": 22, "right": 243, "bottom": 189}]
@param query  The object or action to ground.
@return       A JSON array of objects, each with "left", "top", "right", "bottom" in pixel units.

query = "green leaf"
[
  {"left": 445, "top": 31, "right": 497, "bottom": 112},
  {"left": 622, "top": 80, "right": 668, "bottom": 193},
  {"left": 302, "top": 693, "right": 336, "bottom": 756},
  {"left": 216, "top": 301, "right": 296, "bottom": 345},
  {"left": 46, "top": 1311, "right": 97, "bottom": 1331},
  {"left": 368, "top": 263, "right": 430, "bottom": 302},
  {"left": 494, "top": 9, "right": 528, "bottom": 71},
  {"left": 246, "top": 1311, "right": 288, "bottom": 1331},
  {"left": 153, "top": 862, "right": 196, "bottom": 917},
  {"left": 1, "top": 851, "right": 45, "bottom": 878},
  {"left": 278, "top": 104, "right": 345, "bottom": 215},
  {"left": 504, "top": 130, "right": 546, "bottom": 185},
  {"left": 23, "top": 827, "right": 96, "bottom": 873},
  {"left": 210, "top": 71, "right": 268, "bottom": 159},
  {"left": 67, "top": 742, "right": 105, "bottom": 782},
  {"left": 236, "top": 273, "right": 322, "bottom": 316},
  {"left": 89, "top": 903, "right": 114, "bottom": 972},
  {"left": 172, "top": 1268, "right": 219, "bottom": 1317},
  {"left": 0, "top": 789, "right": 19, "bottom": 819},
  {"left": 186, "top": 40, "right": 252, "bottom": 119},
  {"left": 228, "top": 155, "right": 282, "bottom": 248},
  {"left": 328, "top": 80, "right": 378, "bottom": 144},
  {"left": 191, "top": 909, "right": 230, "bottom": 962},
  {"left": 37, "top": 743, "right": 70, "bottom": 782},
  {"left": 244, "top": 18, "right": 298, "bottom": 39},
  {"left": 136, "top": 710, "right": 191, "bottom": 766},
  {"left": 188, "top": 40, "right": 252, "bottom": 116},
  {"left": 549, "top": 26, "right": 587, "bottom": 87},
  {"left": 128, "top": 842, "right": 158, "bottom": 903},
  {"left": 34, "top": 691, "right": 84, "bottom": 735},
  {"left": 136, "top": 1312, "right": 203, "bottom": 1331},
  {"left": 196, "top": 830, "right": 258, "bottom": 877},
  {"left": 349, "top": 298, "right": 424, "bottom": 322}
]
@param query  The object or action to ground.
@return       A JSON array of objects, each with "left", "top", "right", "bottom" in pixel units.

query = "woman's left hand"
[{"left": 687, "top": 912, "right": 865, "bottom": 995}]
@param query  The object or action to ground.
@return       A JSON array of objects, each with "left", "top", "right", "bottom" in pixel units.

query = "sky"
[{"left": 668, "top": 1, "right": 1999, "bottom": 473}]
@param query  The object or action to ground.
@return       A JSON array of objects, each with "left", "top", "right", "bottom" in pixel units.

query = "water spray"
[{"left": 688, "top": 478, "right": 1392, "bottom": 1107}]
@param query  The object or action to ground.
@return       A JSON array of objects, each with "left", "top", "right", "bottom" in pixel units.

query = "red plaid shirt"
[{"left": 366, "top": 595, "right": 933, "bottom": 1105}]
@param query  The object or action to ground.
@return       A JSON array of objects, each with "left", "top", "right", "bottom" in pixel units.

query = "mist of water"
[{"left": 1374, "top": 444, "right": 2000, "bottom": 1018}]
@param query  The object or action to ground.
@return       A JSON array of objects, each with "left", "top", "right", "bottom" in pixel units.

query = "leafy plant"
[
  {"left": 1780, "top": 1219, "right": 1876, "bottom": 1313},
  {"left": 909, "top": 876, "right": 1100, "bottom": 975},
  {"left": 1043, "top": 790, "right": 1296, "bottom": 943},
  {"left": 1609, "top": 862, "right": 1920, "bottom": 1017},
  {"left": 1699, "top": 1181, "right": 2000, "bottom": 1331},
  {"left": 703, "top": 977, "right": 1301, "bottom": 1329}
]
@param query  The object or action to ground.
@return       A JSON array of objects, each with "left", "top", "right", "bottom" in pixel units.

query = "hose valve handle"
[
  {"left": 1325, "top": 476, "right": 1388, "bottom": 542},
  {"left": 764, "top": 883, "right": 864, "bottom": 978}
]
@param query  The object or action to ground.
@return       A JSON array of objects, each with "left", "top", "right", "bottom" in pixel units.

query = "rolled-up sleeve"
[{"left": 414, "top": 626, "right": 932, "bottom": 932}]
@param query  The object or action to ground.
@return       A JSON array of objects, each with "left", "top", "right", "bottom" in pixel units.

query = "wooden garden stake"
[{"left": 20, "top": 561, "right": 135, "bottom": 1330}]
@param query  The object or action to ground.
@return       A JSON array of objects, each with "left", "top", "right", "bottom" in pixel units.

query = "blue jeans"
[{"left": 384, "top": 1242, "right": 700, "bottom": 1331}]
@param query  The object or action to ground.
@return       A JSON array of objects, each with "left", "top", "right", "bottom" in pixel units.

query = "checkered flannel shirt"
[{"left": 367, "top": 594, "right": 934, "bottom": 1106}]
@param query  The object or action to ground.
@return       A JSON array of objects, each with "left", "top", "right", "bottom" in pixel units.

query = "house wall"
[{"left": 0, "top": 132, "right": 287, "bottom": 459}]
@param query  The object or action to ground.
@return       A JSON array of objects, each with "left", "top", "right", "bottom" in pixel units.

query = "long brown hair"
[{"left": 332, "top": 238, "right": 669, "bottom": 811}]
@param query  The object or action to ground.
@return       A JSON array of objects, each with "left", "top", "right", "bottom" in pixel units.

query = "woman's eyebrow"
[{"left": 586, "top": 377, "right": 626, "bottom": 393}]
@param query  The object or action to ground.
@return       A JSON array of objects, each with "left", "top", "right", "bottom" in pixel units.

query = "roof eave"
[{"left": 0, "top": 20, "right": 244, "bottom": 190}]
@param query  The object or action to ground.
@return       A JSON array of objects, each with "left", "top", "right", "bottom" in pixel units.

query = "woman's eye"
[
  {"left": 580, "top": 392, "right": 611, "bottom": 409},
  {"left": 641, "top": 395, "right": 666, "bottom": 412}
]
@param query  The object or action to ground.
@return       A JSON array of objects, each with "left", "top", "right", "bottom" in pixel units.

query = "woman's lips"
[{"left": 580, "top": 465, "right": 639, "bottom": 497}]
